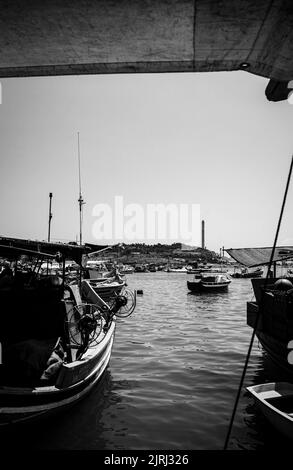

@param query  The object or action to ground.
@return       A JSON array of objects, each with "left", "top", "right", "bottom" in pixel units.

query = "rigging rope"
[{"left": 223, "top": 155, "right": 293, "bottom": 450}]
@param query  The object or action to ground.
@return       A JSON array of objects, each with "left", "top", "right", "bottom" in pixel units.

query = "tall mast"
[
  {"left": 48, "top": 192, "right": 53, "bottom": 242},
  {"left": 77, "top": 132, "right": 85, "bottom": 246}
]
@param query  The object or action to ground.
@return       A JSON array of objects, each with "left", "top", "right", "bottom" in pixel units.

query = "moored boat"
[
  {"left": 0, "top": 236, "right": 136, "bottom": 426},
  {"left": 134, "top": 264, "right": 148, "bottom": 273},
  {"left": 165, "top": 266, "right": 188, "bottom": 273},
  {"left": 118, "top": 264, "right": 134, "bottom": 274},
  {"left": 187, "top": 273, "right": 231, "bottom": 292},
  {"left": 227, "top": 246, "right": 293, "bottom": 379},
  {"left": 187, "top": 264, "right": 213, "bottom": 274},
  {"left": 81, "top": 277, "right": 125, "bottom": 303},
  {"left": 247, "top": 382, "right": 293, "bottom": 440}
]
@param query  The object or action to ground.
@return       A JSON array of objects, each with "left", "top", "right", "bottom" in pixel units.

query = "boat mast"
[
  {"left": 221, "top": 245, "right": 224, "bottom": 272},
  {"left": 77, "top": 132, "right": 85, "bottom": 246},
  {"left": 48, "top": 192, "right": 53, "bottom": 242}
]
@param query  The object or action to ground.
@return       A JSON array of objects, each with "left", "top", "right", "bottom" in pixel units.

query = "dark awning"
[
  {"left": 0, "top": 0, "right": 292, "bottom": 102},
  {"left": 0, "top": 236, "right": 107, "bottom": 265},
  {"left": 225, "top": 246, "right": 293, "bottom": 267}
]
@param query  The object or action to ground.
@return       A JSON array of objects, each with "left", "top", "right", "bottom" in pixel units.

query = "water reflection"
[{"left": 0, "top": 370, "right": 132, "bottom": 450}]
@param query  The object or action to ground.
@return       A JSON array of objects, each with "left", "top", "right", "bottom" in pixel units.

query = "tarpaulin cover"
[
  {"left": 226, "top": 246, "right": 293, "bottom": 267},
  {"left": 0, "top": 0, "right": 292, "bottom": 84}
]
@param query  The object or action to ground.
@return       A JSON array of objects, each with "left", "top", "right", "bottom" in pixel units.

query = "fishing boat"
[
  {"left": 227, "top": 246, "right": 293, "bottom": 379},
  {"left": 0, "top": 236, "right": 136, "bottom": 426},
  {"left": 81, "top": 262, "right": 126, "bottom": 302},
  {"left": 247, "top": 382, "right": 293, "bottom": 440},
  {"left": 187, "top": 273, "right": 231, "bottom": 292}
]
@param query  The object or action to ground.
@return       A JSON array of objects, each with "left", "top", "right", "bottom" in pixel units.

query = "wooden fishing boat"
[
  {"left": 187, "top": 273, "right": 231, "bottom": 292},
  {"left": 0, "top": 237, "right": 136, "bottom": 426},
  {"left": 247, "top": 382, "right": 293, "bottom": 439}
]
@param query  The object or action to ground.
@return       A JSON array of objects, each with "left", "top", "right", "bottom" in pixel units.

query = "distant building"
[{"left": 172, "top": 243, "right": 198, "bottom": 255}]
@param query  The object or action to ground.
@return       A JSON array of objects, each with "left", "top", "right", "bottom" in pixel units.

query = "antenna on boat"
[
  {"left": 48, "top": 192, "right": 53, "bottom": 242},
  {"left": 77, "top": 132, "right": 85, "bottom": 246}
]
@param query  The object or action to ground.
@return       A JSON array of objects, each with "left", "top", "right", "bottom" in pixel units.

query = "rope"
[{"left": 223, "top": 155, "right": 293, "bottom": 450}]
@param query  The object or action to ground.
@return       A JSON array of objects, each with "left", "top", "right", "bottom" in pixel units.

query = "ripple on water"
[{"left": 2, "top": 272, "right": 286, "bottom": 450}]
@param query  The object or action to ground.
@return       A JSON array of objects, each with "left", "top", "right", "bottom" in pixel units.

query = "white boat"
[
  {"left": 247, "top": 382, "right": 293, "bottom": 440},
  {"left": 187, "top": 273, "right": 231, "bottom": 292},
  {"left": 165, "top": 266, "right": 188, "bottom": 273}
]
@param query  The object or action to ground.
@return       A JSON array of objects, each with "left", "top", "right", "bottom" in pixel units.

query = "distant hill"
[{"left": 97, "top": 242, "right": 221, "bottom": 265}]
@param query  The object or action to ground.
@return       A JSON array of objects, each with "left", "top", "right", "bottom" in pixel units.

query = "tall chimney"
[{"left": 201, "top": 220, "right": 205, "bottom": 249}]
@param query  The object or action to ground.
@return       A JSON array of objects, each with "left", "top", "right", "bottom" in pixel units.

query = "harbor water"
[{"left": 2, "top": 271, "right": 292, "bottom": 450}]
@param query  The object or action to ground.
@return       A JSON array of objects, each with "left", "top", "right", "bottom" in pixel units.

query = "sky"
[{"left": 0, "top": 70, "right": 293, "bottom": 253}]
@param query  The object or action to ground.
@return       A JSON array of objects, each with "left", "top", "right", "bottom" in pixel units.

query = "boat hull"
[
  {"left": 187, "top": 280, "right": 201, "bottom": 292},
  {"left": 0, "top": 322, "right": 115, "bottom": 426},
  {"left": 187, "top": 280, "right": 230, "bottom": 292},
  {"left": 247, "top": 287, "right": 293, "bottom": 380},
  {"left": 200, "top": 282, "right": 230, "bottom": 291},
  {"left": 247, "top": 383, "right": 293, "bottom": 440},
  {"left": 256, "top": 331, "right": 293, "bottom": 379}
]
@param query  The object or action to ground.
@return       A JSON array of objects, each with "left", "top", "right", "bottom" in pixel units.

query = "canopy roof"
[
  {"left": 0, "top": 236, "right": 106, "bottom": 265},
  {"left": 0, "top": 0, "right": 292, "bottom": 101},
  {"left": 226, "top": 246, "right": 293, "bottom": 267}
]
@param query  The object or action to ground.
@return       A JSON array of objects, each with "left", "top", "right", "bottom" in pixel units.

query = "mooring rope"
[{"left": 223, "top": 155, "right": 293, "bottom": 450}]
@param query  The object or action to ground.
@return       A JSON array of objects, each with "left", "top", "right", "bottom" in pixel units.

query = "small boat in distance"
[
  {"left": 186, "top": 264, "right": 213, "bottom": 274},
  {"left": 231, "top": 267, "right": 263, "bottom": 278},
  {"left": 187, "top": 273, "right": 231, "bottom": 292},
  {"left": 134, "top": 264, "right": 148, "bottom": 273},
  {"left": 118, "top": 264, "right": 134, "bottom": 274},
  {"left": 165, "top": 266, "right": 188, "bottom": 273},
  {"left": 247, "top": 382, "right": 293, "bottom": 440}
]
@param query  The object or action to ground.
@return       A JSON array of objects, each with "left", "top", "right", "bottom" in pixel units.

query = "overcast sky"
[{"left": 0, "top": 70, "right": 292, "bottom": 253}]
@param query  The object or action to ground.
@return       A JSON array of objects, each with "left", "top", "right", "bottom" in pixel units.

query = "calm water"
[{"left": 2, "top": 271, "right": 293, "bottom": 450}]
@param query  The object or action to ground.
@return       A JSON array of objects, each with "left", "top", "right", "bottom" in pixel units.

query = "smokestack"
[{"left": 201, "top": 220, "right": 205, "bottom": 249}]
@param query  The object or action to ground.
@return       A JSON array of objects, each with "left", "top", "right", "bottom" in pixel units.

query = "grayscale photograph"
[{"left": 0, "top": 0, "right": 293, "bottom": 459}]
